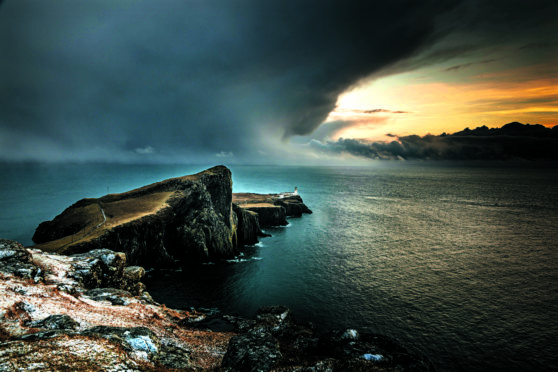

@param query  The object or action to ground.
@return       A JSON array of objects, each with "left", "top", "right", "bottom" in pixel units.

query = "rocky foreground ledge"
[
  {"left": 1, "top": 239, "right": 434, "bottom": 371},
  {"left": 0, "top": 239, "right": 228, "bottom": 371},
  {"left": 32, "top": 166, "right": 311, "bottom": 267}
]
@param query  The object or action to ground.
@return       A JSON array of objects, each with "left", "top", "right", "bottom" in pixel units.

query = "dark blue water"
[{"left": 2, "top": 162, "right": 558, "bottom": 371}]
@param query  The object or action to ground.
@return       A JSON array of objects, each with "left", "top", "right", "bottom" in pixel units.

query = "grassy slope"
[
  {"left": 33, "top": 167, "right": 276, "bottom": 253},
  {"left": 33, "top": 191, "right": 173, "bottom": 253}
]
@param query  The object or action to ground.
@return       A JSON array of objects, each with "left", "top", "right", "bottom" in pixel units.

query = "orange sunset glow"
[{"left": 326, "top": 61, "right": 558, "bottom": 142}]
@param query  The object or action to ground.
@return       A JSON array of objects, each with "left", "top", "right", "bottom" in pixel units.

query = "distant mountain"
[
  {"left": 451, "top": 122, "right": 558, "bottom": 138},
  {"left": 325, "top": 122, "right": 558, "bottom": 161}
]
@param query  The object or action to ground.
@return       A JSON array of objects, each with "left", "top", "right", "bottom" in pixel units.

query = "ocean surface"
[{"left": 1, "top": 162, "right": 558, "bottom": 371}]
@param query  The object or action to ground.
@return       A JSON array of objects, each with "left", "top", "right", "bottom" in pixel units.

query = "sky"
[{"left": 0, "top": 0, "right": 557, "bottom": 164}]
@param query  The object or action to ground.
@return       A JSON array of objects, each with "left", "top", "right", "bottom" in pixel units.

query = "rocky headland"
[
  {"left": 32, "top": 166, "right": 311, "bottom": 267},
  {"left": 1, "top": 166, "right": 434, "bottom": 371}
]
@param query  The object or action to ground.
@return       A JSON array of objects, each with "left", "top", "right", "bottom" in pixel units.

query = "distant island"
[
  {"left": 326, "top": 122, "right": 558, "bottom": 161},
  {"left": 420, "top": 121, "right": 558, "bottom": 160},
  {"left": 32, "top": 166, "right": 311, "bottom": 267}
]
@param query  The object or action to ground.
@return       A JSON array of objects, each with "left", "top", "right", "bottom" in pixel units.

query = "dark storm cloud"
[
  {"left": 520, "top": 41, "right": 558, "bottom": 50},
  {"left": 312, "top": 123, "right": 558, "bottom": 161},
  {"left": 375, "top": 0, "right": 558, "bottom": 78},
  {"left": 0, "top": 0, "right": 556, "bottom": 162}
]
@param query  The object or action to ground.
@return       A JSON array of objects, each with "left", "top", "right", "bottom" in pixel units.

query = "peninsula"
[{"left": 31, "top": 166, "right": 311, "bottom": 267}]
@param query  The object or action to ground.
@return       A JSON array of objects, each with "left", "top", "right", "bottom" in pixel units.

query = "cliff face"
[
  {"left": 232, "top": 204, "right": 265, "bottom": 246},
  {"left": 245, "top": 204, "right": 288, "bottom": 226},
  {"left": 32, "top": 166, "right": 312, "bottom": 268},
  {"left": 274, "top": 195, "right": 313, "bottom": 216},
  {"left": 233, "top": 193, "right": 312, "bottom": 227},
  {"left": 33, "top": 166, "right": 238, "bottom": 266}
]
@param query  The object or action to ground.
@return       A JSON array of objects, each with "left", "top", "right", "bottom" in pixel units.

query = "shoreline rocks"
[
  {"left": 1, "top": 239, "right": 433, "bottom": 371},
  {"left": 220, "top": 305, "right": 435, "bottom": 371}
]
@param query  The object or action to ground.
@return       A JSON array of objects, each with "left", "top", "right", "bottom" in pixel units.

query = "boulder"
[
  {"left": 30, "top": 314, "right": 80, "bottom": 330},
  {"left": 221, "top": 331, "right": 282, "bottom": 372},
  {"left": 255, "top": 305, "right": 295, "bottom": 333},
  {"left": 67, "top": 249, "right": 126, "bottom": 289},
  {"left": 122, "top": 266, "right": 147, "bottom": 295},
  {"left": 0, "top": 239, "right": 43, "bottom": 282},
  {"left": 124, "top": 266, "right": 145, "bottom": 282}
]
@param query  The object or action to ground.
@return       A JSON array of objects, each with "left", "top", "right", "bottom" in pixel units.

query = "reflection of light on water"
[{"left": 140, "top": 164, "right": 558, "bottom": 372}]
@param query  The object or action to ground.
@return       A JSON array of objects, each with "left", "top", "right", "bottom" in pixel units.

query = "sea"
[{"left": 1, "top": 161, "right": 557, "bottom": 371}]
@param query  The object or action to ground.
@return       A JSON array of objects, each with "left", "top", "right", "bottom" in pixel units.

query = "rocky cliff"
[
  {"left": 232, "top": 204, "right": 267, "bottom": 246},
  {"left": 33, "top": 166, "right": 236, "bottom": 266},
  {"left": 32, "top": 166, "right": 311, "bottom": 268},
  {"left": 233, "top": 192, "right": 312, "bottom": 227}
]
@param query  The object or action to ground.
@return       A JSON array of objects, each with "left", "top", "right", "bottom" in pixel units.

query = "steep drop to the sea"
[{"left": 32, "top": 166, "right": 312, "bottom": 267}]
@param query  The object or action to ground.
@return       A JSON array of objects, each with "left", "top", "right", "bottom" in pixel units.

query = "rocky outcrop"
[
  {"left": 274, "top": 195, "right": 313, "bottom": 217},
  {"left": 233, "top": 193, "right": 312, "bottom": 228},
  {"left": 0, "top": 239, "right": 43, "bottom": 283},
  {"left": 221, "top": 305, "right": 434, "bottom": 371},
  {"left": 32, "top": 166, "right": 312, "bottom": 268},
  {"left": 32, "top": 166, "right": 238, "bottom": 266},
  {"left": 2, "top": 326, "right": 194, "bottom": 371},
  {"left": 244, "top": 204, "right": 288, "bottom": 226},
  {"left": 232, "top": 204, "right": 269, "bottom": 246},
  {"left": 0, "top": 239, "right": 147, "bottom": 298},
  {"left": 0, "top": 239, "right": 233, "bottom": 370}
]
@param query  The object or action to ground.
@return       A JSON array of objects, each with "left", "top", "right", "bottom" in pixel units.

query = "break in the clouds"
[
  {"left": 293, "top": 109, "right": 410, "bottom": 142},
  {"left": 0, "top": 0, "right": 557, "bottom": 163}
]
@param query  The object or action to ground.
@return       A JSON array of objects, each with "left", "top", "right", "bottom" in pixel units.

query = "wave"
[{"left": 226, "top": 256, "right": 263, "bottom": 263}]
